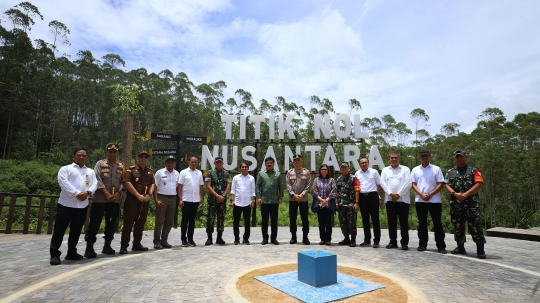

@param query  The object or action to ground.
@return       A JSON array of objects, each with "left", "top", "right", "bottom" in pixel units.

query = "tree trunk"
[{"left": 122, "top": 116, "right": 134, "bottom": 166}]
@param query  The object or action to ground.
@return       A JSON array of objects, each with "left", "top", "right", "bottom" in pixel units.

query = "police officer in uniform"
[
  {"left": 445, "top": 150, "right": 486, "bottom": 259},
  {"left": 84, "top": 143, "right": 124, "bottom": 257},
  {"left": 286, "top": 154, "right": 312, "bottom": 245},
  {"left": 120, "top": 150, "right": 155, "bottom": 254},
  {"left": 336, "top": 162, "right": 360, "bottom": 247},
  {"left": 205, "top": 157, "right": 231, "bottom": 245}
]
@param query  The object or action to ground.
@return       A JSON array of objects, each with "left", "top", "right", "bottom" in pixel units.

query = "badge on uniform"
[
  {"left": 103, "top": 173, "right": 108, "bottom": 177},
  {"left": 135, "top": 178, "right": 139, "bottom": 182},
  {"left": 85, "top": 173, "right": 90, "bottom": 188},
  {"left": 148, "top": 171, "right": 151, "bottom": 174}
]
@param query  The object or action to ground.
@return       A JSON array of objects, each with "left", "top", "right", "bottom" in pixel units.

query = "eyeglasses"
[
  {"left": 360, "top": 162, "right": 368, "bottom": 164},
  {"left": 320, "top": 168, "right": 328, "bottom": 171},
  {"left": 139, "top": 155, "right": 149, "bottom": 159}
]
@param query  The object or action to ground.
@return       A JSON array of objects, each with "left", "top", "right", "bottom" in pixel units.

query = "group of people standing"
[{"left": 49, "top": 144, "right": 487, "bottom": 266}]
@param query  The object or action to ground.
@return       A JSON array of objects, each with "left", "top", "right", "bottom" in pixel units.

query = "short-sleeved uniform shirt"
[
  {"left": 123, "top": 165, "right": 155, "bottom": 198},
  {"left": 445, "top": 165, "right": 484, "bottom": 203},
  {"left": 336, "top": 174, "right": 359, "bottom": 206},
  {"left": 94, "top": 159, "right": 124, "bottom": 203}
]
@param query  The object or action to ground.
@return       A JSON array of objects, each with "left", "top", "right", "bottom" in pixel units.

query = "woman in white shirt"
[{"left": 230, "top": 162, "right": 255, "bottom": 245}]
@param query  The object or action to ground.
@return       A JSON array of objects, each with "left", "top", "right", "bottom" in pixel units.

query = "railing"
[{"left": 0, "top": 192, "right": 91, "bottom": 234}]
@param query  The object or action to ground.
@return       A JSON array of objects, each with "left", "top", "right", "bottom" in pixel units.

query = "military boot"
[
  {"left": 451, "top": 242, "right": 467, "bottom": 255},
  {"left": 84, "top": 242, "right": 97, "bottom": 258},
  {"left": 349, "top": 235, "right": 357, "bottom": 247},
  {"left": 216, "top": 231, "right": 225, "bottom": 245},
  {"left": 302, "top": 234, "right": 310, "bottom": 245},
  {"left": 476, "top": 243, "right": 486, "bottom": 259},
  {"left": 205, "top": 233, "right": 213, "bottom": 246},
  {"left": 102, "top": 239, "right": 115, "bottom": 255},
  {"left": 339, "top": 235, "right": 351, "bottom": 245}
]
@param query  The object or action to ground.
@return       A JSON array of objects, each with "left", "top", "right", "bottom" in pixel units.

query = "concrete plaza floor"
[{"left": 0, "top": 227, "right": 539, "bottom": 303}]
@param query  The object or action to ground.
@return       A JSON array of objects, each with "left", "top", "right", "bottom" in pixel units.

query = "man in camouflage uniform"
[
  {"left": 444, "top": 150, "right": 486, "bottom": 259},
  {"left": 336, "top": 162, "right": 360, "bottom": 247},
  {"left": 205, "top": 157, "right": 231, "bottom": 245}
]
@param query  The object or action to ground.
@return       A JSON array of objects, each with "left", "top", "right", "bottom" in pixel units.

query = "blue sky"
[{"left": 2, "top": 0, "right": 540, "bottom": 138}]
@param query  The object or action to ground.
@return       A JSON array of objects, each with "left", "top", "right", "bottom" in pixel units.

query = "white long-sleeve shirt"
[
  {"left": 380, "top": 164, "right": 411, "bottom": 204},
  {"left": 57, "top": 163, "right": 97, "bottom": 208},
  {"left": 231, "top": 174, "right": 256, "bottom": 207}
]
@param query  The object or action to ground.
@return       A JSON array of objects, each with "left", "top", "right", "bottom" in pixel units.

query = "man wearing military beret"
[
  {"left": 84, "top": 144, "right": 124, "bottom": 257},
  {"left": 445, "top": 150, "right": 486, "bottom": 259},
  {"left": 120, "top": 150, "right": 155, "bottom": 254},
  {"left": 286, "top": 154, "right": 312, "bottom": 245},
  {"left": 205, "top": 156, "right": 231, "bottom": 246}
]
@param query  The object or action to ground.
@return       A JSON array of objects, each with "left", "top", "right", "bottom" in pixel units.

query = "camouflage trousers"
[
  {"left": 206, "top": 198, "right": 226, "bottom": 233},
  {"left": 450, "top": 199, "right": 486, "bottom": 244},
  {"left": 338, "top": 205, "right": 357, "bottom": 237}
]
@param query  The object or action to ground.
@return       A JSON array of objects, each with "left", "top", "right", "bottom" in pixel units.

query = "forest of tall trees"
[{"left": 2, "top": 2, "right": 540, "bottom": 230}]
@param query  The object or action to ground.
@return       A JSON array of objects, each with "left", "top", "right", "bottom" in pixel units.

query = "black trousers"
[
  {"left": 289, "top": 201, "right": 309, "bottom": 236},
  {"left": 233, "top": 205, "right": 251, "bottom": 241},
  {"left": 85, "top": 202, "right": 120, "bottom": 243},
  {"left": 359, "top": 192, "right": 381, "bottom": 243},
  {"left": 261, "top": 203, "right": 279, "bottom": 240},
  {"left": 386, "top": 202, "right": 409, "bottom": 246},
  {"left": 317, "top": 207, "right": 333, "bottom": 242},
  {"left": 181, "top": 202, "right": 199, "bottom": 242},
  {"left": 50, "top": 203, "right": 88, "bottom": 257},
  {"left": 415, "top": 202, "right": 446, "bottom": 249}
]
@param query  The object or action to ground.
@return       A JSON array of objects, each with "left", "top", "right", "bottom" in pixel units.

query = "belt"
[
  {"left": 158, "top": 194, "right": 177, "bottom": 198},
  {"left": 361, "top": 191, "right": 378, "bottom": 196}
]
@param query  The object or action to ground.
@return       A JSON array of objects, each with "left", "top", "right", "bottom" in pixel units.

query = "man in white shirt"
[
  {"left": 380, "top": 152, "right": 412, "bottom": 250},
  {"left": 354, "top": 158, "right": 385, "bottom": 248},
  {"left": 230, "top": 162, "right": 255, "bottom": 245},
  {"left": 50, "top": 148, "right": 97, "bottom": 265},
  {"left": 411, "top": 150, "right": 446, "bottom": 253},
  {"left": 178, "top": 156, "right": 204, "bottom": 247},
  {"left": 152, "top": 155, "right": 180, "bottom": 249}
]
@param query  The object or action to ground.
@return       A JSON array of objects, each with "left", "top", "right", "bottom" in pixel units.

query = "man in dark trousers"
[
  {"left": 256, "top": 157, "right": 283, "bottom": 245},
  {"left": 120, "top": 150, "right": 155, "bottom": 254},
  {"left": 50, "top": 148, "right": 97, "bottom": 265},
  {"left": 286, "top": 154, "right": 312, "bottom": 245},
  {"left": 84, "top": 143, "right": 124, "bottom": 257}
]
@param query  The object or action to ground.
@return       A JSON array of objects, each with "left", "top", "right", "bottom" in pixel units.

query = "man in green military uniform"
[
  {"left": 336, "top": 162, "right": 360, "bottom": 247},
  {"left": 205, "top": 157, "right": 231, "bottom": 245},
  {"left": 444, "top": 150, "right": 486, "bottom": 259}
]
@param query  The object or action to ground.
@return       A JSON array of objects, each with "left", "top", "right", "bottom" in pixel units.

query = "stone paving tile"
[{"left": 1, "top": 228, "right": 540, "bottom": 302}]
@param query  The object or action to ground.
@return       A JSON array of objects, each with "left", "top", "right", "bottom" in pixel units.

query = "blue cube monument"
[{"left": 297, "top": 250, "right": 337, "bottom": 287}]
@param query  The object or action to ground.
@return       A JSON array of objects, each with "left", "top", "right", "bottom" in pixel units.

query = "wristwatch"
[
  {"left": 451, "top": 192, "right": 455, "bottom": 197},
  {"left": 86, "top": 190, "right": 93, "bottom": 198}
]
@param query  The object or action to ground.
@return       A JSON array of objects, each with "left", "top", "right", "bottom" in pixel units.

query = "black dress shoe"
[
  {"left": 132, "top": 244, "right": 149, "bottom": 251},
  {"left": 290, "top": 237, "right": 297, "bottom": 244},
  {"left": 302, "top": 238, "right": 310, "bottom": 245},
  {"left": 477, "top": 252, "right": 486, "bottom": 259},
  {"left": 65, "top": 253, "right": 84, "bottom": 260},
  {"left": 216, "top": 238, "right": 225, "bottom": 245},
  {"left": 161, "top": 243, "right": 172, "bottom": 249},
  {"left": 120, "top": 247, "right": 128, "bottom": 254},
  {"left": 181, "top": 241, "right": 188, "bottom": 247},
  {"left": 242, "top": 239, "right": 250, "bottom": 245},
  {"left": 451, "top": 247, "right": 467, "bottom": 254},
  {"left": 205, "top": 239, "right": 213, "bottom": 246},
  {"left": 349, "top": 241, "right": 356, "bottom": 247},
  {"left": 372, "top": 243, "right": 379, "bottom": 248},
  {"left": 271, "top": 239, "right": 279, "bottom": 245},
  {"left": 261, "top": 239, "right": 268, "bottom": 245},
  {"left": 417, "top": 246, "right": 426, "bottom": 251},
  {"left": 102, "top": 245, "right": 115, "bottom": 254},
  {"left": 359, "top": 241, "right": 371, "bottom": 247},
  {"left": 386, "top": 243, "right": 398, "bottom": 249},
  {"left": 154, "top": 244, "right": 163, "bottom": 249},
  {"left": 325, "top": 241, "right": 331, "bottom": 246},
  {"left": 84, "top": 249, "right": 97, "bottom": 258},
  {"left": 438, "top": 249, "right": 447, "bottom": 254},
  {"left": 188, "top": 241, "right": 196, "bottom": 247},
  {"left": 400, "top": 245, "right": 409, "bottom": 250},
  {"left": 319, "top": 241, "right": 325, "bottom": 245},
  {"left": 50, "top": 256, "right": 61, "bottom": 265},
  {"left": 234, "top": 240, "right": 240, "bottom": 245}
]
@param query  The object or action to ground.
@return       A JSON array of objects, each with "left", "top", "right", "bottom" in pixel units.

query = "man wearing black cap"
[
  {"left": 445, "top": 150, "right": 486, "bottom": 259},
  {"left": 120, "top": 150, "right": 155, "bottom": 254},
  {"left": 152, "top": 155, "right": 179, "bottom": 249},
  {"left": 286, "top": 154, "right": 312, "bottom": 245},
  {"left": 336, "top": 161, "right": 360, "bottom": 247},
  {"left": 205, "top": 156, "right": 231, "bottom": 245},
  {"left": 84, "top": 144, "right": 124, "bottom": 258},
  {"left": 411, "top": 150, "right": 446, "bottom": 253}
]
